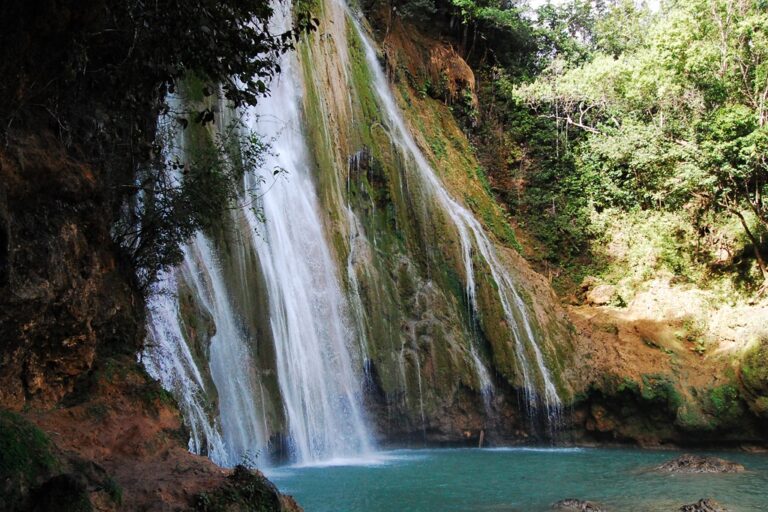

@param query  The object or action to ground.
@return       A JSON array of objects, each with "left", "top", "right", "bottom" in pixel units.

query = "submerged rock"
[
  {"left": 656, "top": 454, "right": 745, "bottom": 473},
  {"left": 679, "top": 498, "right": 729, "bottom": 512},
  {"left": 552, "top": 498, "right": 606, "bottom": 511}
]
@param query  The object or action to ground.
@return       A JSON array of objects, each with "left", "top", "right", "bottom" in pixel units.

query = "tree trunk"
[{"left": 733, "top": 209, "right": 768, "bottom": 285}]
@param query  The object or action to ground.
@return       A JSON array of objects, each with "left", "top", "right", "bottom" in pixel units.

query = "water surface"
[{"left": 268, "top": 447, "right": 768, "bottom": 511}]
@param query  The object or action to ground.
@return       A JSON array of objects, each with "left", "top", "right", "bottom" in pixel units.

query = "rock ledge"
[
  {"left": 552, "top": 498, "right": 606, "bottom": 511},
  {"left": 656, "top": 454, "right": 745, "bottom": 473},
  {"left": 679, "top": 498, "right": 729, "bottom": 512}
]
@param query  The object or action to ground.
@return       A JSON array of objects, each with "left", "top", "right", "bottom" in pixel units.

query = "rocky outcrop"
[
  {"left": 0, "top": 136, "right": 143, "bottom": 411},
  {"left": 552, "top": 498, "right": 606, "bottom": 511},
  {"left": 562, "top": 278, "right": 768, "bottom": 446},
  {"left": 586, "top": 284, "right": 618, "bottom": 306},
  {"left": 656, "top": 454, "right": 745, "bottom": 474},
  {"left": 193, "top": 465, "right": 302, "bottom": 512},
  {"left": 679, "top": 498, "right": 730, "bottom": 512},
  {"left": 740, "top": 336, "right": 768, "bottom": 417},
  {"left": 297, "top": 0, "right": 576, "bottom": 446},
  {"left": 14, "top": 357, "right": 300, "bottom": 512}
]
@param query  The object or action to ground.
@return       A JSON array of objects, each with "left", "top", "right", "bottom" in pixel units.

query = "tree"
[
  {"left": 510, "top": 0, "right": 768, "bottom": 290},
  {"left": 0, "top": 0, "right": 318, "bottom": 291}
]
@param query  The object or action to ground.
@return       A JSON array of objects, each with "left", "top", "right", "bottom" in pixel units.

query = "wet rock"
[
  {"left": 679, "top": 498, "right": 729, "bottom": 511},
  {"left": 193, "top": 465, "right": 299, "bottom": 512},
  {"left": 552, "top": 498, "right": 606, "bottom": 511},
  {"left": 656, "top": 454, "right": 745, "bottom": 473}
]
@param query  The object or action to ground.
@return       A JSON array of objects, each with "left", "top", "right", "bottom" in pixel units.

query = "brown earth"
[
  {"left": 23, "top": 357, "right": 300, "bottom": 511},
  {"left": 563, "top": 277, "right": 768, "bottom": 447},
  {"left": 378, "top": 9, "right": 478, "bottom": 109}
]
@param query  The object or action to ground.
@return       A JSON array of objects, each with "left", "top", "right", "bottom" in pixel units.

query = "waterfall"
[
  {"left": 144, "top": 271, "right": 229, "bottom": 465},
  {"left": 343, "top": 5, "right": 562, "bottom": 424},
  {"left": 183, "top": 234, "right": 271, "bottom": 464},
  {"left": 145, "top": 233, "right": 271, "bottom": 467},
  {"left": 238, "top": 0, "right": 373, "bottom": 463},
  {"left": 145, "top": 1, "right": 374, "bottom": 462},
  {"left": 144, "top": 0, "right": 564, "bottom": 467}
]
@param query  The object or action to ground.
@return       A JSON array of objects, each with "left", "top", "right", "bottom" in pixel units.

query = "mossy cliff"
[
  {"left": 290, "top": 2, "right": 768, "bottom": 448},
  {"left": 294, "top": 0, "right": 574, "bottom": 443}
]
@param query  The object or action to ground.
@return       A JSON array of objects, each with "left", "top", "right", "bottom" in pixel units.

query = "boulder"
[
  {"left": 656, "top": 454, "right": 745, "bottom": 473},
  {"left": 679, "top": 498, "right": 729, "bottom": 512},
  {"left": 552, "top": 498, "right": 606, "bottom": 511},
  {"left": 586, "top": 285, "right": 617, "bottom": 306}
]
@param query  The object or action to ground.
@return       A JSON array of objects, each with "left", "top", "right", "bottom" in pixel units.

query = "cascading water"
[
  {"left": 145, "top": 1, "right": 374, "bottom": 463},
  {"left": 143, "top": 103, "right": 270, "bottom": 467},
  {"left": 144, "top": 271, "right": 229, "bottom": 464},
  {"left": 182, "top": 234, "right": 271, "bottom": 463},
  {"left": 145, "top": 226, "right": 270, "bottom": 468},
  {"left": 238, "top": 0, "right": 373, "bottom": 463},
  {"left": 342, "top": 4, "right": 562, "bottom": 426},
  {"left": 146, "top": 0, "right": 563, "bottom": 469}
]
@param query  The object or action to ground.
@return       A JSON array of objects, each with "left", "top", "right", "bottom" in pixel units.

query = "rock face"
[
  {"left": 294, "top": 1, "right": 576, "bottom": 445},
  {"left": 552, "top": 498, "right": 606, "bottom": 511},
  {"left": 656, "top": 454, "right": 746, "bottom": 473},
  {"left": 586, "top": 285, "right": 618, "bottom": 306},
  {"left": 740, "top": 337, "right": 768, "bottom": 418},
  {"left": 679, "top": 498, "right": 730, "bottom": 512},
  {"left": 0, "top": 136, "right": 143, "bottom": 410},
  {"left": 563, "top": 277, "right": 768, "bottom": 447},
  {"left": 20, "top": 358, "right": 302, "bottom": 512}
]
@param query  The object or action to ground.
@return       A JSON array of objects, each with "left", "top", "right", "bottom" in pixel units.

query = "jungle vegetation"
[{"left": 390, "top": 0, "right": 768, "bottom": 295}]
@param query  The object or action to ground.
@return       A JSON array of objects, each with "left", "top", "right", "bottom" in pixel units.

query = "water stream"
[
  {"left": 343, "top": 5, "right": 562, "bottom": 423},
  {"left": 239, "top": 0, "right": 373, "bottom": 464}
]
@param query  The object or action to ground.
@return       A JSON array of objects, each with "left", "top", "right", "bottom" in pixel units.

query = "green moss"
[
  {"left": 0, "top": 410, "right": 60, "bottom": 511},
  {"left": 102, "top": 476, "right": 123, "bottom": 506},
  {"left": 0, "top": 411, "right": 58, "bottom": 483},
  {"left": 194, "top": 465, "right": 284, "bottom": 512},
  {"left": 675, "top": 402, "right": 715, "bottom": 431},
  {"left": 295, "top": 0, "right": 570, "bottom": 418},
  {"left": 640, "top": 374, "right": 682, "bottom": 409},
  {"left": 742, "top": 336, "right": 768, "bottom": 394},
  {"left": 181, "top": 74, "right": 209, "bottom": 104},
  {"left": 617, "top": 377, "right": 640, "bottom": 394},
  {"left": 135, "top": 378, "right": 177, "bottom": 416},
  {"left": 295, "top": 0, "right": 322, "bottom": 18},
  {"left": 706, "top": 384, "right": 745, "bottom": 425},
  {"left": 740, "top": 336, "right": 768, "bottom": 417}
]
